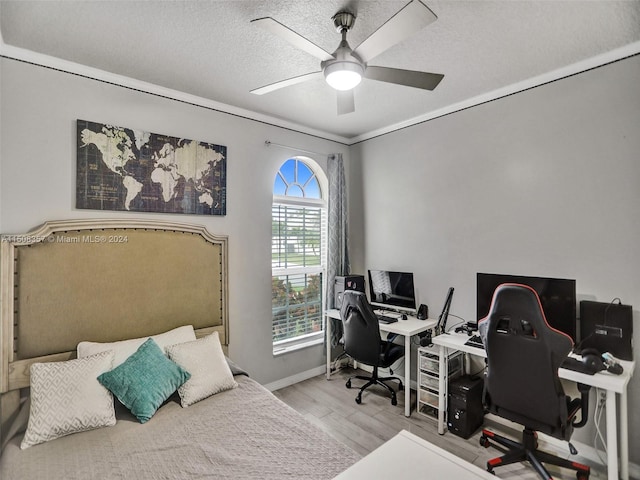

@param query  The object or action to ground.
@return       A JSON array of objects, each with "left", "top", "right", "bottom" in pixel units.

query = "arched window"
[{"left": 272, "top": 158, "right": 327, "bottom": 353}]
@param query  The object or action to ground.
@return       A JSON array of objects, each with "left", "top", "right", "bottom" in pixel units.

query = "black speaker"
[
  {"left": 580, "top": 300, "right": 633, "bottom": 361},
  {"left": 334, "top": 275, "right": 365, "bottom": 309},
  {"left": 447, "top": 375, "right": 484, "bottom": 439}
]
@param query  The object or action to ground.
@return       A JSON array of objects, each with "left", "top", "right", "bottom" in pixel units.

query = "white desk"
[
  {"left": 334, "top": 429, "right": 496, "bottom": 479},
  {"left": 432, "top": 332, "right": 636, "bottom": 480},
  {"left": 325, "top": 308, "right": 436, "bottom": 417}
]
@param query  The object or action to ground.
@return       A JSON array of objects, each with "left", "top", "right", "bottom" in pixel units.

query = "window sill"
[{"left": 273, "top": 337, "right": 324, "bottom": 356}]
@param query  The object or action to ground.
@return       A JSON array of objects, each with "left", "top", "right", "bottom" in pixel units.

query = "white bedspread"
[{"left": 0, "top": 375, "right": 360, "bottom": 479}]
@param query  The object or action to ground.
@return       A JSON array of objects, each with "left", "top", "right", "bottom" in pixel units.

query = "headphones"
[
  {"left": 579, "top": 348, "right": 605, "bottom": 372},
  {"left": 580, "top": 348, "right": 623, "bottom": 375}
]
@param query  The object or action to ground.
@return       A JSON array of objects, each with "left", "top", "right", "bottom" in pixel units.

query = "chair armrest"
[
  {"left": 386, "top": 333, "right": 399, "bottom": 343},
  {"left": 570, "top": 383, "right": 591, "bottom": 428}
]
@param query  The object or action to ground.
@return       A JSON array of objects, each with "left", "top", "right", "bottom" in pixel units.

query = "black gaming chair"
[
  {"left": 340, "top": 290, "right": 404, "bottom": 405},
  {"left": 478, "top": 283, "right": 591, "bottom": 479}
]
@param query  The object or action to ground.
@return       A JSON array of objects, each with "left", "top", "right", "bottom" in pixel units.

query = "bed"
[{"left": 0, "top": 219, "right": 359, "bottom": 479}]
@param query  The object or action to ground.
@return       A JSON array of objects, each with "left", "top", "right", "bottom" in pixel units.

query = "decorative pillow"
[
  {"left": 77, "top": 325, "right": 196, "bottom": 367},
  {"left": 98, "top": 338, "right": 191, "bottom": 423},
  {"left": 21, "top": 351, "right": 115, "bottom": 449},
  {"left": 166, "top": 332, "right": 237, "bottom": 407}
]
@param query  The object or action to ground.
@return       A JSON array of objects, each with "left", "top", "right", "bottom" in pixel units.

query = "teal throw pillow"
[{"left": 98, "top": 338, "right": 190, "bottom": 423}]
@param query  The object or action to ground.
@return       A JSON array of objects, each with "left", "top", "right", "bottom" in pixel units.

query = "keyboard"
[
  {"left": 464, "top": 334, "right": 484, "bottom": 349},
  {"left": 376, "top": 314, "right": 398, "bottom": 324}
]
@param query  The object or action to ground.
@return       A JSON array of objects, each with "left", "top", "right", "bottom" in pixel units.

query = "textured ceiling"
[{"left": 1, "top": 1, "right": 639, "bottom": 142}]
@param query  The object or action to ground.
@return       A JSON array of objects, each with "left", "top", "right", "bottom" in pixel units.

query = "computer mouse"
[{"left": 401, "top": 314, "right": 408, "bottom": 320}]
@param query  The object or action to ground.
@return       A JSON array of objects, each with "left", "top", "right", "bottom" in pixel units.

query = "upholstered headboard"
[{"left": 0, "top": 219, "right": 228, "bottom": 441}]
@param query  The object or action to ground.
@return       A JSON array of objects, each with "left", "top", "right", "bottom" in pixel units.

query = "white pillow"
[
  {"left": 166, "top": 332, "right": 237, "bottom": 407},
  {"left": 21, "top": 351, "right": 115, "bottom": 449},
  {"left": 77, "top": 325, "right": 196, "bottom": 367}
]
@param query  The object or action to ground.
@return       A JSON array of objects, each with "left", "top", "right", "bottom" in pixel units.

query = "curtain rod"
[{"left": 264, "top": 140, "right": 330, "bottom": 157}]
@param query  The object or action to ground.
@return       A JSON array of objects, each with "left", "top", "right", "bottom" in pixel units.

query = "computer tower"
[
  {"left": 580, "top": 300, "right": 633, "bottom": 361},
  {"left": 334, "top": 275, "right": 365, "bottom": 309},
  {"left": 447, "top": 375, "right": 484, "bottom": 439}
]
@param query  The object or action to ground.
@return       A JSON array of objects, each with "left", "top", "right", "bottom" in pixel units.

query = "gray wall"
[
  {"left": 0, "top": 58, "right": 349, "bottom": 385},
  {"left": 349, "top": 54, "right": 640, "bottom": 462}
]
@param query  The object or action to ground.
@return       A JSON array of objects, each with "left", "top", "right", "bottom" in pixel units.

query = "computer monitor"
[
  {"left": 476, "top": 272, "right": 577, "bottom": 341},
  {"left": 368, "top": 270, "right": 417, "bottom": 314}
]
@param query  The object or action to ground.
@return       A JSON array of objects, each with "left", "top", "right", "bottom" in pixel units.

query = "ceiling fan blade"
[
  {"left": 337, "top": 90, "right": 355, "bottom": 115},
  {"left": 364, "top": 66, "right": 443, "bottom": 90},
  {"left": 251, "top": 17, "right": 334, "bottom": 62},
  {"left": 353, "top": 0, "right": 437, "bottom": 63},
  {"left": 250, "top": 71, "right": 323, "bottom": 95}
]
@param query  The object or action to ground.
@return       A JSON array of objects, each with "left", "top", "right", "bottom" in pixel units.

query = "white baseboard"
[
  {"left": 265, "top": 357, "right": 409, "bottom": 393},
  {"left": 263, "top": 365, "right": 326, "bottom": 392}
]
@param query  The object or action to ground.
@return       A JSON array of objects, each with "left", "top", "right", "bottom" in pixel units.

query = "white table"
[
  {"left": 432, "top": 332, "right": 636, "bottom": 480},
  {"left": 325, "top": 308, "right": 436, "bottom": 417},
  {"left": 333, "top": 429, "right": 496, "bottom": 479}
]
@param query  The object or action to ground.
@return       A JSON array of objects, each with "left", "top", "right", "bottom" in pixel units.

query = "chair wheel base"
[
  {"left": 345, "top": 370, "right": 402, "bottom": 407},
  {"left": 482, "top": 428, "right": 591, "bottom": 480}
]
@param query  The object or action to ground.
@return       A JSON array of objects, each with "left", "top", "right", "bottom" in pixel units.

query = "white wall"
[
  {"left": 349, "top": 54, "right": 640, "bottom": 463},
  {"left": 0, "top": 58, "right": 349, "bottom": 385}
]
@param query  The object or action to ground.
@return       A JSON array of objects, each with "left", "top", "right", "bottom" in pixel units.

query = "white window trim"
[
  {"left": 273, "top": 195, "right": 325, "bottom": 208},
  {"left": 273, "top": 332, "right": 324, "bottom": 356},
  {"left": 271, "top": 159, "right": 327, "bottom": 355}
]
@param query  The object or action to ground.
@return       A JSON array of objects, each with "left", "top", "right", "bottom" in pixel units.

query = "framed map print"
[{"left": 76, "top": 120, "right": 227, "bottom": 215}]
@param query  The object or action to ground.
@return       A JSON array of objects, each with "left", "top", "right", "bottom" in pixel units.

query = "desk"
[
  {"left": 333, "top": 429, "right": 496, "bottom": 479},
  {"left": 432, "top": 332, "right": 636, "bottom": 480},
  {"left": 325, "top": 309, "right": 436, "bottom": 417}
]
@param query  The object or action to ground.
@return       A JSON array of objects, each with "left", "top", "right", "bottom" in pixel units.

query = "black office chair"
[
  {"left": 340, "top": 290, "right": 404, "bottom": 405},
  {"left": 478, "top": 283, "right": 591, "bottom": 480}
]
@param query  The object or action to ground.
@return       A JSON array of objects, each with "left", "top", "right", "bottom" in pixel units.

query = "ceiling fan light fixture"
[
  {"left": 251, "top": 1, "right": 443, "bottom": 114},
  {"left": 324, "top": 61, "right": 363, "bottom": 91}
]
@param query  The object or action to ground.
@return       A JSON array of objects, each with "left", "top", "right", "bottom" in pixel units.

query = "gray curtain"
[{"left": 326, "top": 153, "right": 350, "bottom": 347}]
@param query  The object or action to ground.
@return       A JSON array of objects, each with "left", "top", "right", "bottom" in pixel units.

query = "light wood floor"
[{"left": 273, "top": 366, "right": 606, "bottom": 480}]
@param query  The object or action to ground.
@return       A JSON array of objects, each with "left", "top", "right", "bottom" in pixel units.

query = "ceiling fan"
[{"left": 250, "top": 0, "right": 444, "bottom": 115}]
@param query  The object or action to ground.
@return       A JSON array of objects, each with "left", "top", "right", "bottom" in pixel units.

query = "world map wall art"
[{"left": 76, "top": 119, "right": 227, "bottom": 215}]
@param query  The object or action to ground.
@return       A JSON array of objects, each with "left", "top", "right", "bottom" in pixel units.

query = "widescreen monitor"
[
  {"left": 368, "top": 270, "right": 416, "bottom": 314},
  {"left": 476, "top": 272, "right": 577, "bottom": 341}
]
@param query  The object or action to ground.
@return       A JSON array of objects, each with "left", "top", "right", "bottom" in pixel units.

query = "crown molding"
[
  {"left": 2, "top": 39, "right": 639, "bottom": 146},
  {"left": 348, "top": 40, "right": 640, "bottom": 145},
  {"left": 0, "top": 42, "right": 352, "bottom": 146}
]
